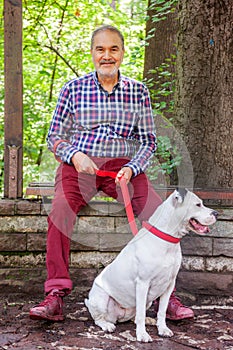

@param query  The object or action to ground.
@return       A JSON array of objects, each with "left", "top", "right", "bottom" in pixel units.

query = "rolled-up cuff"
[{"left": 44, "top": 278, "right": 73, "bottom": 295}]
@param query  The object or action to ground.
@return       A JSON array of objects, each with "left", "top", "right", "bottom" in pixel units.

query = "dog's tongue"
[{"left": 190, "top": 219, "right": 209, "bottom": 233}]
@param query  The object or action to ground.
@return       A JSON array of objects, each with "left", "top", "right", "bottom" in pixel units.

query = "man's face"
[{"left": 91, "top": 30, "right": 125, "bottom": 80}]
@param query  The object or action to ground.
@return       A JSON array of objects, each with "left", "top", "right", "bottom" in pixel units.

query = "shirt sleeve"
[
  {"left": 124, "top": 85, "right": 157, "bottom": 176},
  {"left": 46, "top": 83, "right": 79, "bottom": 163}
]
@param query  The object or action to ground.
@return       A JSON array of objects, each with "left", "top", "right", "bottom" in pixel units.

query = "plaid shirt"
[{"left": 47, "top": 72, "right": 157, "bottom": 176}]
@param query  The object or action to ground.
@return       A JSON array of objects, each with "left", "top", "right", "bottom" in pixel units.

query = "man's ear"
[{"left": 172, "top": 188, "right": 188, "bottom": 206}]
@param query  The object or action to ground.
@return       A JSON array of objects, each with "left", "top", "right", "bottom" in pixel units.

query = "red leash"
[
  {"left": 95, "top": 169, "right": 180, "bottom": 244},
  {"left": 95, "top": 169, "right": 138, "bottom": 235}
]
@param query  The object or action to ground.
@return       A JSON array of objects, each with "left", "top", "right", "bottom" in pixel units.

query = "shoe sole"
[
  {"left": 29, "top": 312, "right": 64, "bottom": 322},
  {"left": 166, "top": 314, "right": 194, "bottom": 321}
]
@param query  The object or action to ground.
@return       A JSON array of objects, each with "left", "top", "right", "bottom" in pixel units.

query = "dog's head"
[{"left": 171, "top": 188, "right": 218, "bottom": 235}]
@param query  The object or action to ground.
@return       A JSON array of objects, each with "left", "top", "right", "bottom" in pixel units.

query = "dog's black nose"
[{"left": 212, "top": 210, "right": 219, "bottom": 219}]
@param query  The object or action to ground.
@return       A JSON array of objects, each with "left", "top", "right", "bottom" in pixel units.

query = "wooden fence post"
[{"left": 4, "top": 0, "right": 23, "bottom": 198}]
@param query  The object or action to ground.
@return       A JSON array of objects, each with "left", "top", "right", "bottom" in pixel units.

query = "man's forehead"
[{"left": 92, "top": 31, "right": 123, "bottom": 47}]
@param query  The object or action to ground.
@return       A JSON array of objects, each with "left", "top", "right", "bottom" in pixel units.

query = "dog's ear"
[{"left": 173, "top": 188, "right": 188, "bottom": 206}]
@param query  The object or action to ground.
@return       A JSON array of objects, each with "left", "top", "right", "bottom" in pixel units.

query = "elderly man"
[{"left": 29, "top": 25, "right": 193, "bottom": 322}]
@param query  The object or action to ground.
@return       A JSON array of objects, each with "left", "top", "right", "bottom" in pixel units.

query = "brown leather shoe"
[
  {"left": 29, "top": 289, "right": 65, "bottom": 321},
  {"left": 154, "top": 292, "right": 194, "bottom": 321}
]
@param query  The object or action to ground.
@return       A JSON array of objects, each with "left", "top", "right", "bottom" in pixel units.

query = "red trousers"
[{"left": 44, "top": 157, "right": 162, "bottom": 294}]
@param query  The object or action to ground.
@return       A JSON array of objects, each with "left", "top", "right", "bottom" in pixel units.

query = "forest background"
[
  {"left": 0, "top": 0, "right": 179, "bottom": 196},
  {"left": 1, "top": 0, "right": 232, "bottom": 197}
]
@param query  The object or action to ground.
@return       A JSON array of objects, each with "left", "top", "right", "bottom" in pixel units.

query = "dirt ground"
[{"left": 1, "top": 289, "right": 233, "bottom": 350}]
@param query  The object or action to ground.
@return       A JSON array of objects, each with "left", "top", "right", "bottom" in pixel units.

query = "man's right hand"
[{"left": 71, "top": 152, "right": 98, "bottom": 175}]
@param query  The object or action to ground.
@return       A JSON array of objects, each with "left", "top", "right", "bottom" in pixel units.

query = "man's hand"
[
  {"left": 115, "top": 166, "right": 133, "bottom": 185},
  {"left": 72, "top": 152, "right": 98, "bottom": 175}
]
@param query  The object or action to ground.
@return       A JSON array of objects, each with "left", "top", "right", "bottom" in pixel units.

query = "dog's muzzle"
[
  {"left": 189, "top": 218, "right": 210, "bottom": 234},
  {"left": 188, "top": 210, "right": 218, "bottom": 235}
]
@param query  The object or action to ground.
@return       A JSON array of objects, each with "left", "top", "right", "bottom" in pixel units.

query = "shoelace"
[
  {"left": 169, "top": 295, "right": 186, "bottom": 308},
  {"left": 37, "top": 293, "right": 61, "bottom": 307}
]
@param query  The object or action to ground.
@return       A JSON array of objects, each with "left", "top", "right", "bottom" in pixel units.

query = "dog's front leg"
[
  {"left": 135, "top": 278, "right": 152, "bottom": 343},
  {"left": 156, "top": 284, "right": 174, "bottom": 337}
]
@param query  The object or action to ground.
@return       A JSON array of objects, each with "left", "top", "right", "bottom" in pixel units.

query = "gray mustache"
[{"left": 100, "top": 60, "right": 115, "bottom": 64}]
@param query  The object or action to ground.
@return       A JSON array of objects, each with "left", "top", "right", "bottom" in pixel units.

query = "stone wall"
[{"left": 0, "top": 198, "right": 233, "bottom": 305}]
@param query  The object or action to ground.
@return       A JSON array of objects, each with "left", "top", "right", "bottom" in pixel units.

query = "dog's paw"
[
  {"left": 95, "top": 320, "right": 116, "bottom": 333},
  {"left": 158, "top": 326, "right": 174, "bottom": 338},
  {"left": 104, "top": 323, "right": 116, "bottom": 333},
  {"left": 136, "top": 330, "right": 153, "bottom": 343}
]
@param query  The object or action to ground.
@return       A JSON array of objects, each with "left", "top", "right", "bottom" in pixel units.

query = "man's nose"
[{"left": 103, "top": 50, "right": 111, "bottom": 59}]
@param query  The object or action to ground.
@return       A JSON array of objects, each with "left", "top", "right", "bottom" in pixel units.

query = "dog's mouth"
[{"left": 188, "top": 218, "right": 210, "bottom": 234}]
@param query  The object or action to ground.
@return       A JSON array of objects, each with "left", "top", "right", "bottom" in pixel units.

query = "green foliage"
[
  {"left": 148, "top": 0, "right": 177, "bottom": 22},
  {"left": 145, "top": 55, "right": 176, "bottom": 117},
  {"left": 144, "top": 0, "right": 180, "bottom": 184},
  {"left": 0, "top": 0, "right": 180, "bottom": 194},
  {"left": 147, "top": 135, "right": 182, "bottom": 183},
  {"left": 144, "top": 0, "right": 177, "bottom": 118},
  {"left": 0, "top": 0, "right": 148, "bottom": 193}
]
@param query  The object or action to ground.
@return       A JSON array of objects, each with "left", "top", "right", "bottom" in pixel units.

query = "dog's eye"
[{"left": 196, "top": 203, "right": 202, "bottom": 207}]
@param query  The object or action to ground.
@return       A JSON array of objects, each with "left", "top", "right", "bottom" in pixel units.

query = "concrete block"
[
  {"left": 71, "top": 232, "right": 99, "bottom": 251},
  {"left": 76, "top": 216, "right": 115, "bottom": 234},
  {"left": 206, "top": 257, "right": 233, "bottom": 273},
  {"left": 213, "top": 238, "right": 233, "bottom": 257},
  {"left": 181, "top": 256, "right": 205, "bottom": 271},
  {"left": 0, "top": 253, "right": 46, "bottom": 267},
  {"left": 217, "top": 208, "right": 233, "bottom": 220},
  {"left": 115, "top": 217, "right": 141, "bottom": 234},
  {"left": 71, "top": 251, "right": 117, "bottom": 268},
  {"left": 0, "top": 233, "right": 26, "bottom": 251},
  {"left": 79, "top": 202, "right": 107, "bottom": 216},
  {"left": 0, "top": 200, "right": 15, "bottom": 215},
  {"left": 211, "top": 221, "right": 233, "bottom": 238},
  {"left": 99, "top": 233, "right": 131, "bottom": 251},
  {"left": 177, "top": 271, "right": 233, "bottom": 296},
  {"left": 27, "top": 233, "right": 47, "bottom": 251},
  {"left": 16, "top": 200, "right": 41, "bottom": 215},
  {"left": 0, "top": 216, "right": 47, "bottom": 233},
  {"left": 107, "top": 202, "right": 125, "bottom": 216},
  {"left": 181, "top": 235, "right": 213, "bottom": 256},
  {"left": 0, "top": 267, "right": 47, "bottom": 294},
  {"left": 115, "top": 217, "right": 131, "bottom": 233}
]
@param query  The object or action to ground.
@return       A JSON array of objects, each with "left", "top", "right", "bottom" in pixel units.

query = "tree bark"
[
  {"left": 174, "top": 0, "right": 233, "bottom": 188},
  {"left": 144, "top": 1, "right": 177, "bottom": 79},
  {"left": 143, "top": 0, "right": 178, "bottom": 119}
]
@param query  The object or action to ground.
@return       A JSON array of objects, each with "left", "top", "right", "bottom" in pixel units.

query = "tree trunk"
[
  {"left": 144, "top": 1, "right": 183, "bottom": 186},
  {"left": 174, "top": 0, "right": 233, "bottom": 188},
  {"left": 143, "top": 0, "right": 178, "bottom": 119}
]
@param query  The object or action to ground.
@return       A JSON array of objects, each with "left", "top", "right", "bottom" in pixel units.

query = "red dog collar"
[{"left": 142, "top": 221, "right": 181, "bottom": 244}]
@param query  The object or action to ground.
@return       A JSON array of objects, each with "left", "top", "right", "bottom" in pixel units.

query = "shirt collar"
[{"left": 93, "top": 71, "right": 125, "bottom": 93}]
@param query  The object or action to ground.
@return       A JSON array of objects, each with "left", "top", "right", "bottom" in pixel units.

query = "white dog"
[{"left": 85, "top": 188, "right": 218, "bottom": 342}]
